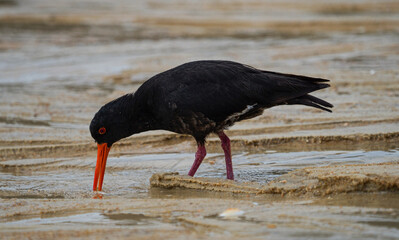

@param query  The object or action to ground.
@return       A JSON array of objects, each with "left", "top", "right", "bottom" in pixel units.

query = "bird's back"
[{"left": 133, "top": 60, "right": 332, "bottom": 140}]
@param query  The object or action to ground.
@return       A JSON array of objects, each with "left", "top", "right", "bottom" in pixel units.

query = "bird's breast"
[{"left": 164, "top": 111, "right": 217, "bottom": 136}]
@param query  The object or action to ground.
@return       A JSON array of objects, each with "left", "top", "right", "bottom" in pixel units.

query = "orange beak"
[{"left": 93, "top": 143, "right": 111, "bottom": 191}]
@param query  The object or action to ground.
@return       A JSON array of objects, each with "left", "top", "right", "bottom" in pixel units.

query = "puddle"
[
  {"left": 104, "top": 213, "right": 161, "bottom": 226},
  {"left": 4, "top": 212, "right": 160, "bottom": 227}
]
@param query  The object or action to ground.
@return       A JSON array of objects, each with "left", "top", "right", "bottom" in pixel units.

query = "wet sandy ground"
[{"left": 1, "top": 0, "right": 399, "bottom": 239}]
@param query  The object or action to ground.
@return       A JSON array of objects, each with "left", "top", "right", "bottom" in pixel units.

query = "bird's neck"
[{"left": 120, "top": 93, "right": 159, "bottom": 134}]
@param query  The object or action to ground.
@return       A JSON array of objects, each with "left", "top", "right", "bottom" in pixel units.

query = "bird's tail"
[
  {"left": 286, "top": 94, "right": 333, "bottom": 112},
  {"left": 256, "top": 70, "right": 333, "bottom": 112}
]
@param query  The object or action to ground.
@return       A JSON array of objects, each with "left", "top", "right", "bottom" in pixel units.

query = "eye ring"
[{"left": 98, "top": 127, "right": 106, "bottom": 135}]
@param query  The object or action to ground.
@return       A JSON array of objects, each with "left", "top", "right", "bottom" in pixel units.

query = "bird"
[{"left": 90, "top": 60, "right": 333, "bottom": 191}]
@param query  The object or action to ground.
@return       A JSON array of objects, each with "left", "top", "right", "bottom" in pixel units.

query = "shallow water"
[
  {"left": 4, "top": 212, "right": 161, "bottom": 227},
  {"left": 1, "top": 149, "right": 398, "bottom": 199},
  {"left": 1, "top": 149, "right": 399, "bottom": 240}
]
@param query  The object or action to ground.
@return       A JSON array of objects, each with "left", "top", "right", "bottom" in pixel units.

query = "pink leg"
[
  {"left": 188, "top": 144, "right": 207, "bottom": 177},
  {"left": 218, "top": 131, "right": 234, "bottom": 180}
]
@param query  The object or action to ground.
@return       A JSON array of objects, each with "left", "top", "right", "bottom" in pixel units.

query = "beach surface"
[{"left": 1, "top": 0, "right": 399, "bottom": 239}]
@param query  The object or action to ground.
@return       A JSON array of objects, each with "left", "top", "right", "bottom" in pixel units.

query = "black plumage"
[{"left": 90, "top": 60, "right": 333, "bottom": 189}]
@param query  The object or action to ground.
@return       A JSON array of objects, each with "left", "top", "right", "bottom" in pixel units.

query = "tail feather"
[
  {"left": 261, "top": 70, "right": 330, "bottom": 83},
  {"left": 253, "top": 69, "right": 333, "bottom": 112},
  {"left": 258, "top": 71, "right": 330, "bottom": 101},
  {"left": 305, "top": 94, "right": 333, "bottom": 108},
  {"left": 286, "top": 94, "right": 333, "bottom": 113}
]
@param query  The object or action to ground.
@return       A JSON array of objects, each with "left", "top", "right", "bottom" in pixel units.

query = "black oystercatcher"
[{"left": 90, "top": 60, "right": 333, "bottom": 191}]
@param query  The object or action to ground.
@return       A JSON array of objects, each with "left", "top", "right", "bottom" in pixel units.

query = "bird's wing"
[{"left": 152, "top": 61, "right": 330, "bottom": 122}]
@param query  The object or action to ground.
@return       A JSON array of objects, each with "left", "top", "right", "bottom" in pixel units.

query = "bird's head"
[
  {"left": 89, "top": 106, "right": 132, "bottom": 147},
  {"left": 89, "top": 95, "right": 134, "bottom": 192}
]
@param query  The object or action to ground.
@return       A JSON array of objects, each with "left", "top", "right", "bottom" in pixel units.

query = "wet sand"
[
  {"left": 151, "top": 162, "right": 399, "bottom": 196},
  {"left": 1, "top": 0, "right": 399, "bottom": 239}
]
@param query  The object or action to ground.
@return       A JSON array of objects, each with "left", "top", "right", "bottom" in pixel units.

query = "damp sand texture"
[{"left": 1, "top": 0, "right": 399, "bottom": 239}]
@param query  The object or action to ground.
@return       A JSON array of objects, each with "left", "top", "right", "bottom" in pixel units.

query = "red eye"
[{"left": 98, "top": 127, "right": 106, "bottom": 135}]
